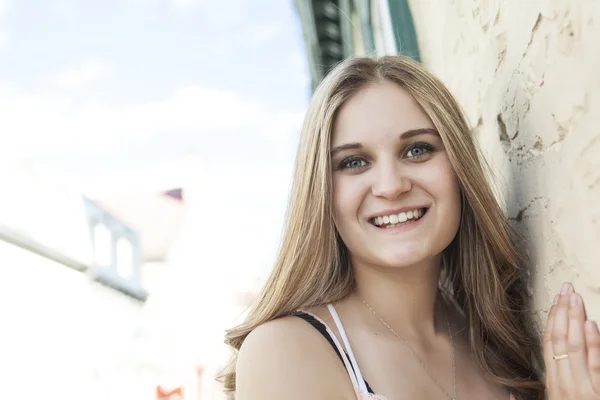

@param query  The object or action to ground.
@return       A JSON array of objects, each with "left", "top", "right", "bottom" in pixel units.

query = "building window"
[
  {"left": 116, "top": 237, "right": 134, "bottom": 279},
  {"left": 93, "top": 223, "right": 112, "bottom": 267}
]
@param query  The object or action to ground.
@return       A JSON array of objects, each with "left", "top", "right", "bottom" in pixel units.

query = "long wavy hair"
[{"left": 219, "top": 56, "right": 544, "bottom": 400}]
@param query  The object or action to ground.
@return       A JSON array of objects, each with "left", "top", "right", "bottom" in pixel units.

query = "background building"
[
  {"left": 0, "top": 1, "right": 310, "bottom": 399},
  {"left": 0, "top": 156, "right": 252, "bottom": 400},
  {"left": 294, "top": 0, "right": 419, "bottom": 90},
  {"left": 0, "top": 161, "right": 151, "bottom": 400},
  {"left": 294, "top": 0, "right": 600, "bottom": 328}
]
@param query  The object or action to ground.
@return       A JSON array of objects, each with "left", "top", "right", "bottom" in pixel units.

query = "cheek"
[
  {"left": 421, "top": 157, "right": 461, "bottom": 215},
  {"left": 434, "top": 163, "right": 462, "bottom": 222},
  {"left": 332, "top": 176, "right": 366, "bottom": 228}
]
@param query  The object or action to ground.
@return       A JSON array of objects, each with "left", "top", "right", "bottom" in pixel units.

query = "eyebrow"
[{"left": 330, "top": 128, "right": 439, "bottom": 156}]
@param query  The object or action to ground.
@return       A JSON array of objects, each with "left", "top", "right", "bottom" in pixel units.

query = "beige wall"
[{"left": 408, "top": 0, "right": 600, "bottom": 326}]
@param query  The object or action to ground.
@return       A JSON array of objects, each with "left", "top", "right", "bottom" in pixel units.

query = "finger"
[
  {"left": 567, "top": 293, "right": 591, "bottom": 389},
  {"left": 543, "top": 294, "right": 560, "bottom": 389},
  {"left": 586, "top": 320, "right": 600, "bottom": 394},
  {"left": 552, "top": 289, "right": 573, "bottom": 394}
]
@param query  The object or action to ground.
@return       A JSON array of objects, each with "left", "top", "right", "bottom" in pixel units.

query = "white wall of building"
[{"left": 0, "top": 239, "right": 153, "bottom": 400}]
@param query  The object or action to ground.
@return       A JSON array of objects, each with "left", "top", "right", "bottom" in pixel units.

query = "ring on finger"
[{"left": 553, "top": 353, "right": 569, "bottom": 361}]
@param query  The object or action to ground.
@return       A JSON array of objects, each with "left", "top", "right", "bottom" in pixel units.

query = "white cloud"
[
  {"left": 250, "top": 24, "right": 282, "bottom": 46},
  {"left": 0, "top": 0, "right": 9, "bottom": 49},
  {"left": 0, "top": 0, "right": 8, "bottom": 18},
  {"left": 288, "top": 51, "right": 311, "bottom": 88},
  {"left": 171, "top": 0, "right": 195, "bottom": 9},
  {"left": 0, "top": 81, "right": 304, "bottom": 160},
  {"left": 262, "top": 111, "right": 304, "bottom": 141},
  {"left": 171, "top": 0, "right": 214, "bottom": 10},
  {"left": 53, "top": 59, "right": 115, "bottom": 88}
]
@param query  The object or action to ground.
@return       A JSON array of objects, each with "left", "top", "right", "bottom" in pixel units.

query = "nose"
[{"left": 371, "top": 161, "right": 412, "bottom": 199}]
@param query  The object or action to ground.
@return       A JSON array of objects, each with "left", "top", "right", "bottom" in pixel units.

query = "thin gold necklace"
[{"left": 357, "top": 293, "right": 457, "bottom": 400}]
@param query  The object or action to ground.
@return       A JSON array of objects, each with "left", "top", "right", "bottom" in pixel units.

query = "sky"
[
  {"left": 0, "top": 0, "right": 310, "bottom": 185},
  {"left": 0, "top": 0, "right": 312, "bottom": 289}
]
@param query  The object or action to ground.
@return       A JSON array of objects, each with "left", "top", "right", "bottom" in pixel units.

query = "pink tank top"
[{"left": 301, "top": 304, "right": 516, "bottom": 400}]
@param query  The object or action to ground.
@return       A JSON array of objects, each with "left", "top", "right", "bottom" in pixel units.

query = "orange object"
[{"left": 156, "top": 386, "right": 184, "bottom": 400}]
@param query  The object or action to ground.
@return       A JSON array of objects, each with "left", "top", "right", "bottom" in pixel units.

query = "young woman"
[{"left": 220, "top": 56, "right": 600, "bottom": 400}]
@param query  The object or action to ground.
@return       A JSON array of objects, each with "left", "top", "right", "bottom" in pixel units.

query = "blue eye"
[
  {"left": 340, "top": 157, "right": 368, "bottom": 170},
  {"left": 405, "top": 143, "right": 433, "bottom": 159}
]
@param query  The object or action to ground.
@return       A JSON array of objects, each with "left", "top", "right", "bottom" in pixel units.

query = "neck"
[{"left": 352, "top": 255, "right": 445, "bottom": 339}]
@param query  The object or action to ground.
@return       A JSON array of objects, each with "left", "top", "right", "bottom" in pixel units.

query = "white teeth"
[{"left": 372, "top": 208, "right": 426, "bottom": 227}]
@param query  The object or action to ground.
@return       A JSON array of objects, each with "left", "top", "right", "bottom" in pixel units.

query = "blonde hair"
[{"left": 219, "top": 56, "right": 544, "bottom": 400}]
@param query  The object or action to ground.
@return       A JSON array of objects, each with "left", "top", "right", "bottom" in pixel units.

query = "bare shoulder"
[{"left": 236, "top": 314, "right": 354, "bottom": 400}]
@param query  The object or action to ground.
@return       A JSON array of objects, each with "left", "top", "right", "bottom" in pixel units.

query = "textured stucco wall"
[{"left": 408, "top": 0, "right": 600, "bottom": 326}]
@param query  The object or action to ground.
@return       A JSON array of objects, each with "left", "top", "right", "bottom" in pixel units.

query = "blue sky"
[{"left": 0, "top": 0, "right": 310, "bottom": 183}]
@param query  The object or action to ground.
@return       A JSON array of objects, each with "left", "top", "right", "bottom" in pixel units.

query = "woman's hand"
[{"left": 544, "top": 282, "right": 600, "bottom": 399}]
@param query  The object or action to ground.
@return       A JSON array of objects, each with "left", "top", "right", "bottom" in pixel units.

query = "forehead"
[{"left": 332, "top": 81, "right": 434, "bottom": 146}]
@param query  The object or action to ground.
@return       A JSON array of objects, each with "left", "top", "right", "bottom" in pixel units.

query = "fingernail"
[
  {"left": 570, "top": 293, "right": 579, "bottom": 307},
  {"left": 552, "top": 294, "right": 559, "bottom": 305},
  {"left": 561, "top": 282, "right": 570, "bottom": 294}
]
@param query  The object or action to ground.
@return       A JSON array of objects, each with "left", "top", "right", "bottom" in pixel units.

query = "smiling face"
[{"left": 331, "top": 81, "right": 462, "bottom": 270}]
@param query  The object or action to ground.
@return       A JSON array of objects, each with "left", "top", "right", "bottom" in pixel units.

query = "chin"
[{"left": 376, "top": 251, "right": 432, "bottom": 269}]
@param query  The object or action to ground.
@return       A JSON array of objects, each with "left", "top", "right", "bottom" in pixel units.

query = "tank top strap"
[
  {"left": 327, "top": 303, "right": 369, "bottom": 394},
  {"left": 297, "top": 309, "right": 363, "bottom": 395}
]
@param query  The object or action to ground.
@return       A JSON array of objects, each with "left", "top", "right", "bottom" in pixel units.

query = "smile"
[{"left": 369, "top": 208, "right": 428, "bottom": 229}]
